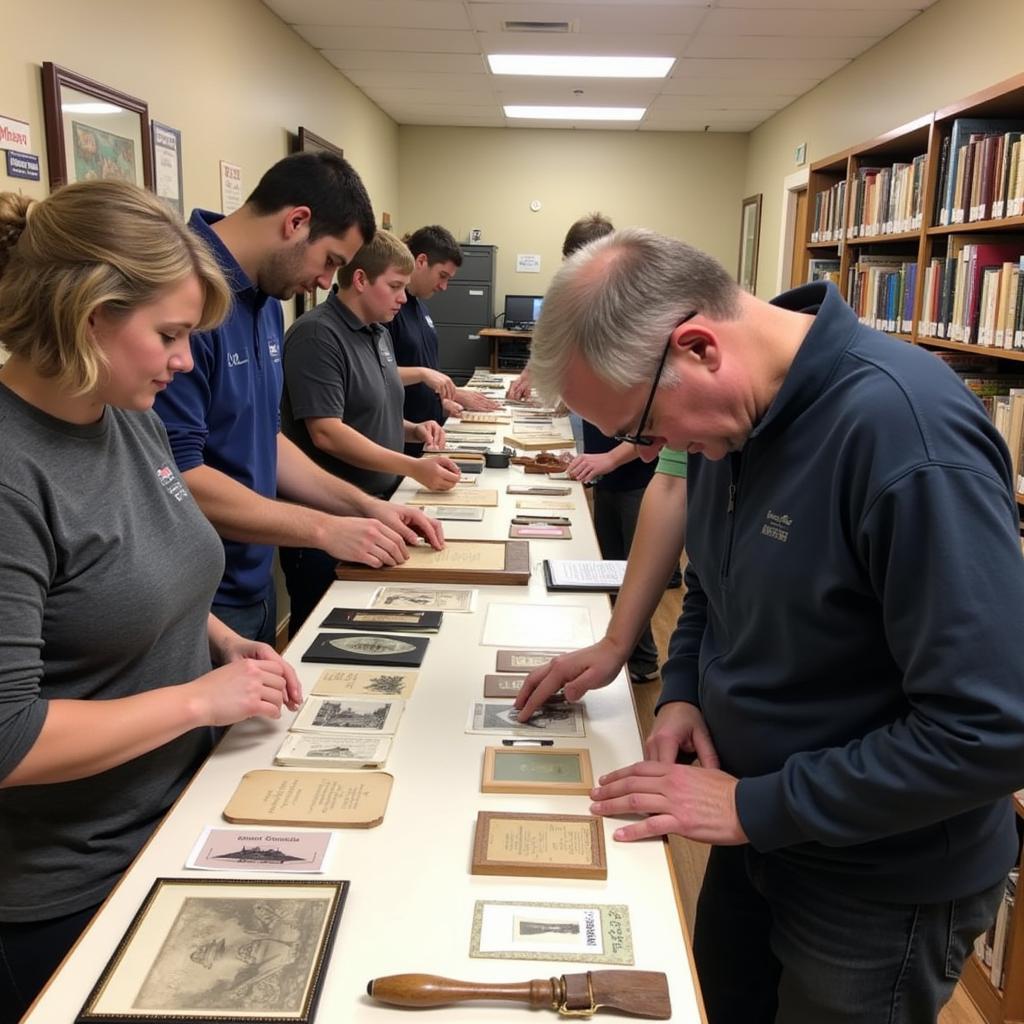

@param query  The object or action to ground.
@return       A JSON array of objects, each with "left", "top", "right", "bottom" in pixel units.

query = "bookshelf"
[{"left": 799, "top": 72, "right": 1024, "bottom": 1024}]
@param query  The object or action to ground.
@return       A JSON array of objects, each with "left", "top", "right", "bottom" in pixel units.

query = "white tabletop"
[{"left": 24, "top": 391, "right": 703, "bottom": 1023}]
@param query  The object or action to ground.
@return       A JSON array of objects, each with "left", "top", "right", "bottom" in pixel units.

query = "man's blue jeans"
[
  {"left": 211, "top": 595, "right": 277, "bottom": 646},
  {"left": 694, "top": 844, "right": 1004, "bottom": 1023}
]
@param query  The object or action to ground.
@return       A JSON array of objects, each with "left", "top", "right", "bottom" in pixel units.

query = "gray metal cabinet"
[{"left": 424, "top": 244, "right": 496, "bottom": 382}]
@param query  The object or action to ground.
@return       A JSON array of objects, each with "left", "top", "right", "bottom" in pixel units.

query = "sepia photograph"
[
  {"left": 77, "top": 878, "right": 346, "bottom": 1022},
  {"left": 466, "top": 699, "right": 586, "bottom": 738},
  {"left": 290, "top": 696, "right": 404, "bottom": 736}
]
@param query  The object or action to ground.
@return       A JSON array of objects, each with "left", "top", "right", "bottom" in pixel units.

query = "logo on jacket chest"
[{"left": 760, "top": 509, "right": 792, "bottom": 543}]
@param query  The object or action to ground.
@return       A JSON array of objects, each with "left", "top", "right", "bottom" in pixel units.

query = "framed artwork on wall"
[
  {"left": 41, "top": 63, "right": 153, "bottom": 193},
  {"left": 151, "top": 121, "right": 183, "bottom": 216},
  {"left": 738, "top": 193, "right": 762, "bottom": 293}
]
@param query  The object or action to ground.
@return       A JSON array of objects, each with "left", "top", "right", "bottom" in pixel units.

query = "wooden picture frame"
[
  {"left": 76, "top": 877, "right": 347, "bottom": 1023},
  {"left": 337, "top": 539, "right": 530, "bottom": 586},
  {"left": 41, "top": 62, "right": 153, "bottom": 193},
  {"left": 738, "top": 193, "right": 762, "bottom": 293},
  {"left": 290, "top": 126, "right": 345, "bottom": 319},
  {"left": 471, "top": 811, "right": 607, "bottom": 880},
  {"left": 482, "top": 746, "right": 594, "bottom": 795}
]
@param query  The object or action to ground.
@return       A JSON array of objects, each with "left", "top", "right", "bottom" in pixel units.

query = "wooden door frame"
[{"left": 775, "top": 167, "right": 810, "bottom": 295}]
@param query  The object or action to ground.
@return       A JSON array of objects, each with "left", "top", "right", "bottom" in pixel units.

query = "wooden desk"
[
  {"left": 480, "top": 328, "right": 532, "bottom": 373},
  {"left": 23, "top": 402, "right": 702, "bottom": 1024}
]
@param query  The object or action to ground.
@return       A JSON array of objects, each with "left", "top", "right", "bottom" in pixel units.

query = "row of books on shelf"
[
  {"left": 846, "top": 157, "right": 927, "bottom": 238},
  {"left": 974, "top": 868, "right": 1018, "bottom": 992},
  {"left": 847, "top": 256, "right": 917, "bottom": 334},
  {"left": 810, "top": 179, "right": 847, "bottom": 243},
  {"left": 936, "top": 118, "right": 1024, "bottom": 227},
  {"left": 917, "top": 236, "right": 1024, "bottom": 347}
]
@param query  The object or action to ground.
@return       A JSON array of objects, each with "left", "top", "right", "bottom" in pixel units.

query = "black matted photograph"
[{"left": 301, "top": 631, "right": 428, "bottom": 668}]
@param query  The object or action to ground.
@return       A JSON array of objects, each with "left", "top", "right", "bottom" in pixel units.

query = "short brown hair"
[
  {"left": 562, "top": 213, "right": 614, "bottom": 257},
  {"left": 0, "top": 180, "right": 230, "bottom": 395},
  {"left": 337, "top": 229, "right": 413, "bottom": 288}
]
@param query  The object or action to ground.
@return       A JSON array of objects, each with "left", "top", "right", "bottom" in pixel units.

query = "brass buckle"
[{"left": 557, "top": 972, "right": 601, "bottom": 1018}]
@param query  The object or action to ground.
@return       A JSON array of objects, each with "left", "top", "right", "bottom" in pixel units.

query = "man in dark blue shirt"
[
  {"left": 154, "top": 153, "right": 442, "bottom": 643},
  {"left": 523, "top": 227, "right": 1024, "bottom": 1024},
  {"left": 388, "top": 225, "right": 498, "bottom": 454}
]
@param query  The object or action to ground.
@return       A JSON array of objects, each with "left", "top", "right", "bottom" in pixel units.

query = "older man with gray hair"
[{"left": 520, "top": 227, "right": 1024, "bottom": 1024}]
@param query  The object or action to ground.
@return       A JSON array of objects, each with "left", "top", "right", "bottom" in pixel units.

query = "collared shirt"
[
  {"left": 387, "top": 292, "right": 444, "bottom": 426},
  {"left": 281, "top": 293, "right": 406, "bottom": 497},
  {"left": 153, "top": 209, "right": 283, "bottom": 607}
]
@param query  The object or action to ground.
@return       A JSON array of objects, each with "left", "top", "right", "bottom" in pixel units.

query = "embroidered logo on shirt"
[
  {"left": 761, "top": 509, "right": 792, "bottom": 543},
  {"left": 268, "top": 340, "right": 281, "bottom": 360},
  {"left": 156, "top": 464, "right": 189, "bottom": 503},
  {"left": 226, "top": 351, "right": 249, "bottom": 367},
  {"left": 425, "top": 314, "right": 435, "bottom": 329}
]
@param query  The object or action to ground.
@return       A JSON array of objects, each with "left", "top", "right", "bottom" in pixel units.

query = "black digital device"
[{"left": 503, "top": 294, "right": 544, "bottom": 330}]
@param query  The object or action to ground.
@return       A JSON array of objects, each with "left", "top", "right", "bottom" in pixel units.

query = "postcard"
[
  {"left": 290, "top": 696, "right": 404, "bottom": 735},
  {"left": 470, "top": 901, "right": 634, "bottom": 964},
  {"left": 312, "top": 667, "right": 418, "bottom": 700},
  {"left": 185, "top": 827, "right": 336, "bottom": 873},
  {"left": 274, "top": 732, "right": 391, "bottom": 768},
  {"left": 495, "top": 649, "right": 564, "bottom": 672},
  {"left": 418, "top": 506, "right": 485, "bottom": 522},
  {"left": 465, "top": 699, "right": 586, "bottom": 738},
  {"left": 371, "top": 585, "right": 477, "bottom": 612}
]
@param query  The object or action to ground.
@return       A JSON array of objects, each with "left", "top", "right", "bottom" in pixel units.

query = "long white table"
[{"left": 24, "top": 398, "right": 703, "bottom": 1024}]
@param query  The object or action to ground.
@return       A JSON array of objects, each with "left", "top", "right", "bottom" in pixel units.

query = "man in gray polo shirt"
[{"left": 281, "top": 229, "right": 461, "bottom": 634}]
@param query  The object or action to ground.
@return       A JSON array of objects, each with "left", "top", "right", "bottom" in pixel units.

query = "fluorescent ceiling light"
[
  {"left": 504, "top": 105, "right": 645, "bottom": 121},
  {"left": 62, "top": 102, "right": 124, "bottom": 115},
  {"left": 489, "top": 54, "right": 674, "bottom": 78}
]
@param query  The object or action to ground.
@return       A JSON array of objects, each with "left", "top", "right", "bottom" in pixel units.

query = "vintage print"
[
  {"left": 311, "top": 667, "right": 418, "bottom": 700},
  {"left": 72, "top": 120, "right": 137, "bottom": 183},
  {"left": 483, "top": 674, "right": 528, "bottom": 698},
  {"left": 470, "top": 900, "right": 633, "bottom": 964},
  {"left": 301, "top": 631, "right": 427, "bottom": 668},
  {"left": 319, "top": 608, "right": 441, "bottom": 633},
  {"left": 466, "top": 699, "right": 586, "bottom": 738},
  {"left": 418, "top": 505, "right": 485, "bottom": 522},
  {"left": 371, "top": 586, "right": 477, "bottom": 612},
  {"left": 291, "top": 696, "right": 403, "bottom": 736},
  {"left": 471, "top": 812, "right": 607, "bottom": 880},
  {"left": 495, "top": 649, "right": 565, "bottom": 672},
  {"left": 274, "top": 733, "right": 391, "bottom": 769},
  {"left": 482, "top": 747, "right": 593, "bottom": 795},
  {"left": 186, "top": 828, "right": 336, "bottom": 873},
  {"left": 78, "top": 878, "right": 345, "bottom": 1022},
  {"left": 223, "top": 770, "right": 393, "bottom": 828}
]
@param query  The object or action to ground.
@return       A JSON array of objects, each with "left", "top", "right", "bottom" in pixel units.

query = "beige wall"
[
  {"left": 747, "top": 0, "right": 1024, "bottom": 295},
  {"left": 1, "top": 0, "right": 398, "bottom": 223},
  {"left": 398, "top": 127, "right": 748, "bottom": 314}
]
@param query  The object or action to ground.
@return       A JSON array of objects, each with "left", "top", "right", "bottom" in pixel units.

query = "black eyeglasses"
[{"left": 613, "top": 310, "right": 697, "bottom": 447}]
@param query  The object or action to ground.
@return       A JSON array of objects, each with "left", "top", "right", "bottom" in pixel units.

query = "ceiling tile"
[
  {"left": 322, "top": 50, "right": 490, "bottom": 74},
  {"left": 684, "top": 34, "right": 882, "bottom": 59},
  {"left": 265, "top": 0, "right": 470, "bottom": 29},
  {"left": 468, "top": 2, "right": 706, "bottom": 34},
  {"left": 668, "top": 57, "right": 849, "bottom": 79},
  {"left": 291, "top": 25, "right": 479, "bottom": 53},
  {"left": 700, "top": 8, "right": 919, "bottom": 37}
]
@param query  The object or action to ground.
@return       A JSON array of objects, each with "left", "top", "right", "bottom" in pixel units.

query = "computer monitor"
[{"left": 504, "top": 294, "right": 544, "bottom": 329}]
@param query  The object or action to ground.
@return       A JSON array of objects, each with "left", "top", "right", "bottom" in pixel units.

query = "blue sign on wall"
[{"left": 6, "top": 150, "right": 40, "bottom": 181}]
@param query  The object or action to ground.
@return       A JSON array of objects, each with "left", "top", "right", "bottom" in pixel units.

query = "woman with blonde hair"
[{"left": 0, "top": 180, "right": 301, "bottom": 1021}]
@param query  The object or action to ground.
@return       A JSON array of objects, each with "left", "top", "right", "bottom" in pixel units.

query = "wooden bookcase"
[
  {"left": 799, "top": 71, "right": 1024, "bottom": 513},
  {"left": 798, "top": 73, "right": 1024, "bottom": 1024}
]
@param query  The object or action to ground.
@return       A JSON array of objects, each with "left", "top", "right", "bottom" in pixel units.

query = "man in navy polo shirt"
[
  {"left": 388, "top": 225, "right": 498, "bottom": 455},
  {"left": 154, "top": 153, "right": 443, "bottom": 644}
]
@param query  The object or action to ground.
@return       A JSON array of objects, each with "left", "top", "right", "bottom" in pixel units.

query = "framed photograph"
[
  {"left": 301, "top": 632, "right": 428, "bottom": 668},
  {"left": 470, "top": 900, "right": 633, "bottom": 964},
  {"left": 738, "top": 193, "right": 762, "bottom": 293},
  {"left": 471, "top": 811, "right": 607, "bottom": 880},
  {"left": 76, "top": 877, "right": 347, "bottom": 1023},
  {"left": 338, "top": 539, "right": 530, "bottom": 586},
  {"left": 151, "top": 121, "right": 183, "bottom": 215},
  {"left": 482, "top": 746, "right": 593, "bottom": 795},
  {"left": 41, "top": 62, "right": 153, "bottom": 192}
]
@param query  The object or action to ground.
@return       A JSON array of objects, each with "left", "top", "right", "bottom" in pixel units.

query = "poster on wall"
[
  {"left": 151, "top": 121, "right": 183, "bottom": 215},
  {"left": 220, "top": 160, "right": 243, "bottom": 215}
]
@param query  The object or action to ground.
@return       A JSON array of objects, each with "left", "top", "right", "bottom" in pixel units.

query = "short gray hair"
[{"left": 529, "top": 227, "right": 740, "bottom": 403}]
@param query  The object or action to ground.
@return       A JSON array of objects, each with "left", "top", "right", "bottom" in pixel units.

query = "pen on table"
[{"left": 502, "top": 738, "right": 554, "bottom": 747}]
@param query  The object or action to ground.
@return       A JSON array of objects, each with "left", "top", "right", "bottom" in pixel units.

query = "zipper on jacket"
[{"left": 721, "top": 452, "right": 742, "bottom": 582}]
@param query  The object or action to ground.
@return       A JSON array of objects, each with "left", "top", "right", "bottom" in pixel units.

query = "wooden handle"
[{"left": 367, "top": 973, "right": 554, "bottom": 1008}]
